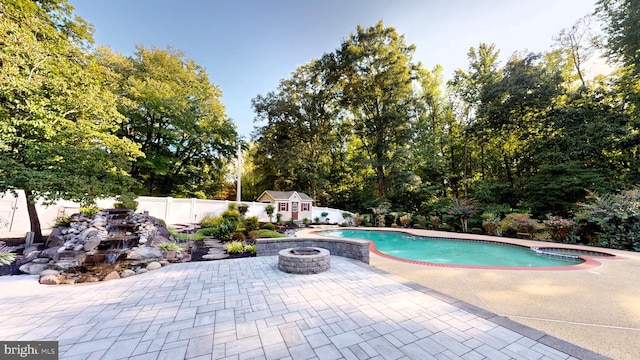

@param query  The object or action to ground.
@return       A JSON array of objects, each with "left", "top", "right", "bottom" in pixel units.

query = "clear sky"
[{"left": 69, "top": 0, "right": 600, "bottom": 139}]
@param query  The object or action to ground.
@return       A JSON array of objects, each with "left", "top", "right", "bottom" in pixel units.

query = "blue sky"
[{"left": 69, "top": 0, "right": 600, "bottom": 139}]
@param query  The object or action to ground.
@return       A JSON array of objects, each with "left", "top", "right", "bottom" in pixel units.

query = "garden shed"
[{"left": 256, "top": 190, "right": 313, "bottom": 221}]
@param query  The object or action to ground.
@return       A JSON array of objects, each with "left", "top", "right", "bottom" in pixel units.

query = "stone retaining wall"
[{"left": 257, "top": 237, "right": 369, "bottom": 264}]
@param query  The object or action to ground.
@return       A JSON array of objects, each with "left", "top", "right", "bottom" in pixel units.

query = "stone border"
[
  {"left": 278, "top": 247, "right": 330, "bottom": 274},
  {"left": 256, "top": 237, "right": 369, "bottom": 264}
]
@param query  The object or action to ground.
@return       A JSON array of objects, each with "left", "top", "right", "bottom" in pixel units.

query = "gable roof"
[{"left": 257, "top": 190, "right": 314, "bottom": 202}]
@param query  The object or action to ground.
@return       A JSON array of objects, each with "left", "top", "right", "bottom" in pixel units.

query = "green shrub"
[
  {"left": 198, "top": 216, "right": 237, "bottom": 240},
  {"left": 244, "top": 244, "right": 257, "bottom": 255},
  {"left": 238, "top": 204, "right": 249, "bottom": 216},
  {"left": 114, "top": 192, "right": 138, "bottom": 210},
  {"left": 265, "top": 204, "right": 275, "bottom": 222},
  {"left": 226, "top": 241, "right": 244, "bottom": 254},
  {"left": 257, "top": 229, "right": 286, "bottom": 238},
  {"left": 222, "top": 209, "right": 242, "bottom": 227},
  {"left": 302, "top": 218, "right": 309, "bottom": 226},
  {"left": 341, "top": 222, "right": 348, "bottom": 227},
  {"left": 197, "top": 227, "right": 217, "bottom": 237},
  {"left": 498, "top": 213, "right": 543, "bottom": 238},
  {"left": 543, "top": 215, "right": 575, "bottom": 243},
  {"left": 244, "top": 216, "right": 259, "bottom": 231},
  {"left": 155, "top": 242, "right": 183, "bottom": 253},
  {"left": 54, "top": 216, "right": 71, "bottom": 228},
  {"left": 199, "top": 215, "right": 217, "bottom": 229},
  {"left": 80, "top": 206, "right": 100, "bottom": 218},
  {"left": 482, "top": 212, "right": 500, "bottom": 235},
  {"left": 577, "top": 189, "right": 640, "bottom": 250},
  {"left": 262, "top": 222, "right": 275, "bottom": 231},
  {"left": 276, "top": 213, "right": 282, "bottom": 224},
  {"left": 0, "top": 247, "right": 17, "bottom": 266}
]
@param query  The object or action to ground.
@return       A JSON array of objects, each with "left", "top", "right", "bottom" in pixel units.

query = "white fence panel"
[
  {"left": 0, "top": 191, "right": 353, "bottom": 235},
  {"left": 313, "top": 207, "right": 352, "bottom": 224}
]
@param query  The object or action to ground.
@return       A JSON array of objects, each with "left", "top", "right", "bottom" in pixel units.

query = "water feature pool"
[{"left": 319, "top": 229, "right": 589, "bottom": 268}]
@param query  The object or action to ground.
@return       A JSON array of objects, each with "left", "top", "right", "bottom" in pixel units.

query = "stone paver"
[{"left": 0, "top": 256, "right": 609, "bottom": 359}]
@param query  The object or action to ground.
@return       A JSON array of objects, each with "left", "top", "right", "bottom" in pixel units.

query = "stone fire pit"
[{"left": 278, "top": 247, "right": 330, "bottom": 274}]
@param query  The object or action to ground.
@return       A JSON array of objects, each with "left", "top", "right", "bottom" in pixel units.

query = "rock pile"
[{"left": 18, "top": 209, "right": 190, "bottom": 284}]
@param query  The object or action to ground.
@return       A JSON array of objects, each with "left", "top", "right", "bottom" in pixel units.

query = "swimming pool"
[{"left": 319, "top": 229, "right": 589, "bottom": 268}]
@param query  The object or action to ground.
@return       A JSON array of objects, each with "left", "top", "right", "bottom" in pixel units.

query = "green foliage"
[
  {"left": 114, "top": 192, "right": 139, "bottom": 211},
  {"left": 262, "top": 222, "right": 275, "bottom": 231},
  {"left": 497, "top": 213, "right": 542, "bottom": 238},
  {"left": 276, "top": 213, "right": 282, "bottom": 224},
  {"left": 244, "top": 244, "right": 257, "bottom": 255},
  {"left": 244, "top": 216, "right": 259, "bottom": 232},
  {"left": 265, "top": 205, "right": 275, "bottom": 222},
  {"left": 54, "top": 216, "right": 71, "bottom": 228},
  {"left": 256, "top": 229, "right": 286, "bottom": 238},
  {"left": 238, "top": 204, "right": 249, "bottom": 216},
  {"left": 97, "top": 46, "right": 237, "bottom": 197},
  {"left": 80, "top": 207, "right": 100, "bottom": 218},
  {"left": 445, "top": 198, "right": 479, "bottom": 232},
  {"left": 543, "top": 215, "right": 576, "bottom": 243},
  {"left": 195, "top": 228, "right": 216, "bottom": 237},
  {"left": 576, "top": 189, "right": 640, "bottom": 250},
  {"left": 199, "top": 215, "right": 217, "bottom": 229},
  {"left": 221, "top": 209, "right": 242, "bottom": 228},
  {"left": 0, "top": 0, "right": 143, "bottom": 240},
  {"left": 0, "top": 247, "right": 17, "bottom": 266},
  {"left": 155, "top": 242, "right": 183, "bottom": 253},
  {"left": 481, "top": 212, "right": 500, "bottom": 235},
  {"left": 226, "top": 241, "right": 245, "bottom": 254},
  {"left": 198, "top": 214, "right": 237, "bottom": 240},
  {"left": 302, "top": 218, "right": 309, "bottom": 226}
]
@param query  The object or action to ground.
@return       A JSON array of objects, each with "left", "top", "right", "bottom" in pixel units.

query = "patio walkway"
[{"left": 0, "top": 256, "right": 606, "bottom": 360}]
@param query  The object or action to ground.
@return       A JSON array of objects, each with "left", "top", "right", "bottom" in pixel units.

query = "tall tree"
[
  {"left": 334, "top": 21, "right": 419, "bottom": 199},
  {"left": 252, "top": 58, "right": 344, "bottom": 205},
  {"left": 0, "top": 0, "right": 143, "bottom": 240},
  {"left": 597, "top": 0, "right": 640, "bottom": 71},
  {"left": 553, "top": 14, "right": 602, "bottom": 87},
  {"left": 98, "top": 46, "right": 238, "bottom": 197}
]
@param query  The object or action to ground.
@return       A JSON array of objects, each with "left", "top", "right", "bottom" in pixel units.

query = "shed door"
[{"left": 291, "top": 202, "right": 299, "bottom": 220}]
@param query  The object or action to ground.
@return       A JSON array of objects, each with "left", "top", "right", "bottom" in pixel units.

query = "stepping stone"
[{"left": 202, "top": 253, "right": 229, "bottom": 260}]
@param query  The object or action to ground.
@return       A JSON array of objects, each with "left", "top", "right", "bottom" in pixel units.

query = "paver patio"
[{"left": 0, "top": 256, "right": 608, "bottom": 360}]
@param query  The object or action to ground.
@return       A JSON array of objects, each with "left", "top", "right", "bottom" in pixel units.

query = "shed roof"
[{"left": 257, "top": 190, "right": 314, "bottom": 202}]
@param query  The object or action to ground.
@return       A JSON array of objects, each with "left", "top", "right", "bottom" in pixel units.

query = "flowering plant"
[{"left": 544, "top": 215, "right": 575, "bottom": 243}]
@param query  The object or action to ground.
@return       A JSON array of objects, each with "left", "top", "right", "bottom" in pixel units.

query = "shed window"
[
  {"left": 302, "top": 203, "right": 309, "bottom": 211},
  {"left": 279, "top": 202, "right": 287, "bottom": 211}
]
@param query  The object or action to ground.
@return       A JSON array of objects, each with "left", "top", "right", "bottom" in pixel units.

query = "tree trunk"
[
  {"left": 25, "top": 191, "right": 43, "bottom": 243},
  {"left": 376, "top": 166, "right": 385, "bottom": 199}
]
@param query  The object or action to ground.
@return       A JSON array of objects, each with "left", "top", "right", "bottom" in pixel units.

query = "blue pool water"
[{"left": 320, "top": 229, "right": 584, "bottom": 267}]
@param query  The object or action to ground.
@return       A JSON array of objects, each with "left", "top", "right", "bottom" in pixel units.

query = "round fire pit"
[{"left": 278, "top": 247, "right": 330, "bottom": 274}]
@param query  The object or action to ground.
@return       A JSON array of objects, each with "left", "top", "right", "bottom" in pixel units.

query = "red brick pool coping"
[{"left": 311, "top": 227, "right": 622, "bottom": 271}]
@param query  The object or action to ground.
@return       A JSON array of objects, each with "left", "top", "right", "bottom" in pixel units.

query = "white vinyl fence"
[{"left": 0, "top": 190, "right": 351, "bottom": 236}]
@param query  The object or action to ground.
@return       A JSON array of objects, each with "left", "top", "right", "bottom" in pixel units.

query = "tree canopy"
[
  {"left": 97, "top": 46, "right": 238, "bottom": 198},
  {"left": 251, "top": 10, "right": 640, "bottom": 223},
  {"left": 0, "top": 0, "right": 143, "bottom": 239}
]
